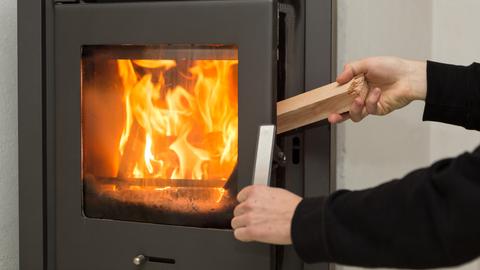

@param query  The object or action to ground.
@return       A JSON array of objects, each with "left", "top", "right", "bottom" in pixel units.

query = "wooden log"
[
  {"left": 117, "top": 120, "right": 145, "bottom": 178},
  {"left": 97, "top": 177, "right": 226, "bottom": 189},
  {"left": 276, "top": 75, "right": 369, "bottom": 134}
]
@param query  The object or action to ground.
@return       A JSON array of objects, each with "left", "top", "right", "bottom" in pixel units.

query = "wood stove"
[{"left": 19, "top": 0, "right": 336, "bottom": 269}]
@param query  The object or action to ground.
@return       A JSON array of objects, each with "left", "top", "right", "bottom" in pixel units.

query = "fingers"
[
  {"left": 237, "top": 185, "right": 267, "bottom": 203},
  {"left": 349, "top": 97, "right": 368, "bottom": 122},
  {"left": 234, "top": 226, "right": 272, "bottom": 244},
  {"left": 233, "top": 227, "right": 251, "bottom": 242},
  {"left": 234, "top": 185, "right": 260, "bottom": 218},
  {"left": 365, "top": 87, "right": 382, "bottom": 114},
  {"left": 232, "top": 199, "right": 257, "bottom": 242},
  {"left": 330, "top": 88, "right": 381, "bottom": 124},
  {"left": 336, "top": 65, "right": 355, "bottom": 85},
  {"left": 233, "top": 186, "right": 263, "bottom": 241},
  {"left": 336, "top": 60, "right": 369, "bottom": 85},
  {"left": 231, "top": 212, "right": 253, "bottom": 229},
  {"left": 231, "top": 215, "right": 245, "bottom": 229},
  {"left": 237, "top": 185, "right": 254, "bottom": 203},
  {"left": 233, "top": 200, "right": 252, "bottom": 217},
  {"left": 328, "top": 112, "right": 351, "bottom": 124}
]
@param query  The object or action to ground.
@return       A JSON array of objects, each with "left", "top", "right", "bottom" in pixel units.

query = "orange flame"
[{"left": 116, "top": 58, "right": 238, "bottom": 182}]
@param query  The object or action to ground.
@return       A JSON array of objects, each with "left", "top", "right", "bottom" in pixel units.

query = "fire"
[
  {"left": 82, "top": 46, "right": 239, "bottom": 227},
  {"left": 116, "top": 58, "right": 238, "bottom": 184}
]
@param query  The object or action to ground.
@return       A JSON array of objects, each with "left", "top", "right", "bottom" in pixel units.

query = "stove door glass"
[{"left": 81, "top": 45, "right": 238, "bottom": 228}]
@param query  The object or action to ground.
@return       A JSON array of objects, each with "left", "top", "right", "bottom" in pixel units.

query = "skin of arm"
[{"left": 232, "top": 56, "right": 428, "bottom": 245}]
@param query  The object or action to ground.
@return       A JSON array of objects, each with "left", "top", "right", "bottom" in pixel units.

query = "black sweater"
[{"left": 291, "top": 61, "right": 480, "bottom": 268}]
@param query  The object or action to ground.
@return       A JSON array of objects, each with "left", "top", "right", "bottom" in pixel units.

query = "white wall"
[
  {"left": 337, "top": 1, "right": 480, "bottom": 270},
  {"left": 336, "top": 0, "right": 432, "bottom": 191},
  {"left": 0, "top": 0, "right": 18, "bottom": 269}
]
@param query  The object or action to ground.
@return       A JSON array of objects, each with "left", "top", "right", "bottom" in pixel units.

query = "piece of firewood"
[
  {"left": 117, "top": 120, "right": 145, "bottom": 178},
  {"left": 96, "top": 177, "right": 226, "bottom": 189},
  {"left": 276, "top": 75, "right": 369, "bottom": 134}
]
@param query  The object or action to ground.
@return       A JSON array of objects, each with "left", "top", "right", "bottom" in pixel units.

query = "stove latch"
[{"left": 252, "top": 125, "right": 286, "bottom": 186}]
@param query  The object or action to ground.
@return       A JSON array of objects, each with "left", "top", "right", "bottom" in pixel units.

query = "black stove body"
[{"left": 19, "top": 0, "right": 336, "bottom": 269}]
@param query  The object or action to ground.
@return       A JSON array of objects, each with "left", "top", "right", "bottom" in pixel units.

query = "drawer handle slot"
[{"left": 133, "top": 254, "right": 176, "bottom": 266}]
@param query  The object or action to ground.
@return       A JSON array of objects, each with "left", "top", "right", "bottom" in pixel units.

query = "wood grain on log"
[{"left": 276, "top": 75, "right": 369, "bottom": 134}]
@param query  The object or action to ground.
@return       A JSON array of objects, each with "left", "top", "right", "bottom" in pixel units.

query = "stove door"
[{"left": 54, "top": 1, "right": 277, "bottom": 269}]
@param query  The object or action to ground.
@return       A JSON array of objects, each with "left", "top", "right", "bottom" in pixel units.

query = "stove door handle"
[{"left": 251, "top": 125, "right": 276, "bottom": 186}]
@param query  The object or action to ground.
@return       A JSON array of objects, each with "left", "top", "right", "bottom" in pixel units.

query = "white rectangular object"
[{"left": 252, "top": 125, "right": 276, "bottom": 186}]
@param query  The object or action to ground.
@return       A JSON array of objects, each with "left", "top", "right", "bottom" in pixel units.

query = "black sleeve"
[
  {"left": 292, "top": 148, "right": 480, "bottom": 268},
  {"left": 423, "top": 61, "right": 480, "bottom": 130},
  {"left": 291, "top": 61, "right": 480, "bottom": 268}
]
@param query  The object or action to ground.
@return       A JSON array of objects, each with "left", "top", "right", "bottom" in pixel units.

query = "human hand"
[
  {"left": 329, "top": 57, "right": 427, "bottom": 123},
  {"left": 232, "top": 185, "right": 302, "bottom": 245}
]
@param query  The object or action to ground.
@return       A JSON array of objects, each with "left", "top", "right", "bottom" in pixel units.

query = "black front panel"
[{"left": 54, "top": 1, "right": 276, "bottom": 269}]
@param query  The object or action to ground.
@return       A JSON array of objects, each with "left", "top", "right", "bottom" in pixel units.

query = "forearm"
[
  {"left": 423, "top": 61, "right": 480, "bottom": 130},
  {"left": 407, "top": 60, "right": 427, "bottom": 101},
  {"left": 292, "top": 146, "right": 480, "bottom": 268}
]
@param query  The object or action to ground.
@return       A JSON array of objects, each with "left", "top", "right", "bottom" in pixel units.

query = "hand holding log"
[{"left": 276, "top": 75, "right": 369, "bottom": 134}]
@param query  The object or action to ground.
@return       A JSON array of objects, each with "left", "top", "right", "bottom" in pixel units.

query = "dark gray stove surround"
[{"left": 19, "top": 0, "right": 336, "bottom": 269}]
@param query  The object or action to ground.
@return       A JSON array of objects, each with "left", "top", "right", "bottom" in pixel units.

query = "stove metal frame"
[{"left": 19, "top": 0, "right": 336, "bottom": 269}]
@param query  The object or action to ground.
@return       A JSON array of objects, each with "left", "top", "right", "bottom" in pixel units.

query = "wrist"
[{"left": 407, "top": 60, "right": 427, "bottom": 101}]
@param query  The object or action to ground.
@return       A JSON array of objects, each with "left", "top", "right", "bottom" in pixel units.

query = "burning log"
[
  {"left": 83, "top": 173, "right": 98, "bottom": 196},
  {"left": 96, "top": 177, "right": 227, "bottom": 189},
  {"left": 117, "top": 120, "right": 145, "bottom": 178},
  {"left": 276, "top": 75, "right": 369, "bottom": 134},
  {"left": 83, "top": 172, "right": 235, "bottom": 227}
]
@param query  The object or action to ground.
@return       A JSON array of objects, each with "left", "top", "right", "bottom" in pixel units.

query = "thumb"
[{"left": 336, "top": 60, "right": 369, "bottom": 85}]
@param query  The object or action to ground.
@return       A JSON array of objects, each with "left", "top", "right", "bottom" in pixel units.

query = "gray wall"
[{"left": 0, "top": 0, "right": 18, "bottom": 269}]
